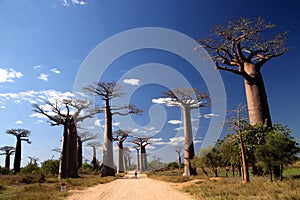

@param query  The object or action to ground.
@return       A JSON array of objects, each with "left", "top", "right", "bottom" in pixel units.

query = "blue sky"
[{"left": 0, "top": 0, "right": 299, "bottom": 167}]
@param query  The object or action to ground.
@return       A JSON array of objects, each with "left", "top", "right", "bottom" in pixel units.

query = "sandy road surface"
[{"left": 66, "top": 171, "right": 194, "bottom": 200}]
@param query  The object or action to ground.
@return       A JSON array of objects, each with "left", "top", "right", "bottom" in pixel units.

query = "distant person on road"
[{"left": 134, "top": 170, "right": 137, "bottom": 178}]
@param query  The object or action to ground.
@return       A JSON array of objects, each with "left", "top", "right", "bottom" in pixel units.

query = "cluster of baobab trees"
[
  {"left": 1, "top": 17, "right": 289, "bottom": 182},
  {"left": 0, "top": 129, "right": 31, "bottom": 173}
]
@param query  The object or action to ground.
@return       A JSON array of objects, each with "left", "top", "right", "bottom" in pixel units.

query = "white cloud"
[
  {"left": 113, "top": 122, "right": 120, "bottom": 127},
  {"left": 33, "top": 65, "right": 42, "bottom": 70},
  {"left": 15, "top": 120, "right": 23, "bottom": 125},
  {"left": 0, "top": 68, "right": 23, "bottom": 83},
  {"left": 0, "top": 105, "right": 6, "bottom": 109},
  {"left": 204, "top": 113, "right": 219, "bottom": 118},
  {"left": 72, "top": 0, "right": 86, "bottom": 5},
  {"left": 50, "top": 68, "right": 61, "bottom": 74},
  {"left": 60, "top": 0, "right": 86, "bottom": 6},
  {"left": 94, "top": 119, "right": 101, "bottom": 127},
  {"left": 152, "top": 97, "right": 180, "bottom": 107},
  {"left": 168, "top": 120, "right": 182, "bottom": 125},
  {"left": 29, "top": 113, "right": 48, "bottom": 119},
  {"left": 38, "top": 73, "right": 48, "bottom": 81},
  {"left": 169, "top": 136, "right": 185, "bottom": 145},
  {"left": 0, "top": 89, "right": 75, "bottom": 109},
  {"left": 35, "top": 120, "right": 44, "bottom": 124},
  {"left": 123, "top": 78, "right": 140, "bottom": 86},
  {"left": 174, "top": 127, "right": 184, "bottom": 131}
]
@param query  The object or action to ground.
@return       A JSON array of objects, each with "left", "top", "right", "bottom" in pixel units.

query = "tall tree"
[
  {"left": 133, "top": 146, "right": 140, "bottom": 171},
  {"left": 32, "top": 99, "right": 94, "bottom": 178},
  {"left": 175, "top": 146, "right": 183, "bottom": 170},
  {"left": 0, "top": 146, "right": 15, "bottom": 169},
  {"left": 84, "top": 82, "right": 143, "bottom": 177},
  {"left": 198, "top": 17, "right": 288, "bottom": 127},
  {"left": 77, "top": 131, "right": 98, "bottom": 169},
  {"left": 6, "top": 129, "right": 31, "bottom": 173},
  {"left": 158, "top": 88, "right": 210, "bottom": 176},
  {"left": 113, "top": 129, "right": 130, "bottom": 173},
  {"left": 227, "top": 104, "right": 250, "bottom": 183},
  {"left": 132, "top": 137, "right": 151, "bottom": 172},
  {"left": 86, "top": 141, "right": 101, "bottom": 170}
]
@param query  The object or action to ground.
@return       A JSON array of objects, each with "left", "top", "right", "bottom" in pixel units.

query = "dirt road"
[{"left": 66, "top": 171, "right": 194, "bottom": 200}]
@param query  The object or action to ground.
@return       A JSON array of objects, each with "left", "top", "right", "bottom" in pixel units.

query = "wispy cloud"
[
  {"left": 15, "top": 120, "right": 23, "bottom": 125},
  {"left": 168, "top": 120, "right": 182, "bottom": 125},
  {"left": 0, "top": 68, "right": 23, "bottom": 83},
  {"left": 174, "top": 127, "right": 184, "bottom": 131},
  {"left": 204, "top": 113, "right": 219, "bottom": 118},
  {"left": 50, "top": 68, "right": 61, "bottom": 74},
  {"left": 169, "top": 136, "right": 184, "bottom": 145},
  {"left": 123, "top": 78, "right": 140, "bottom": 86},
  {"left": 60, "top": 0, "right": 86, "bottom": 6},
  {"left": 38, "top": 73, "right": 48, "bottom": 81},
  {"left": 0, "top": 89, "right": 75, "bottom": 107},
  {"left": 94, "top": 119, "right": 101, "bottom": 127},
  {"left": 33, "top": 65, "right": 42, "bottom": 70},
  {"left": 152, "top": 97, "right": 180, "bottom": 107}
]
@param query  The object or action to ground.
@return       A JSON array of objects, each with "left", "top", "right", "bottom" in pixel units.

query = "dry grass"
[
  {"left": 0, "top": 173, "right": 119, "bottom": 200},
  {"left": 148, "top": 165, "right": 300, "bottom": 200}
]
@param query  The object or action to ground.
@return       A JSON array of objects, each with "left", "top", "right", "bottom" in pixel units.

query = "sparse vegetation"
[
  {"left": 0, "top": 172, "right": 119, "bottom": 200},
  {"left": 148, "top": 163, "right": 300, "bottom": 200}
]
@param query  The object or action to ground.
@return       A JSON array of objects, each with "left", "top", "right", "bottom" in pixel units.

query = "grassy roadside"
[
  {"left": 148, "top": 166, "right": 300, "bottom": 200},
  {"left": 0, "top": 174, "right": 121, "bottom": 200}
]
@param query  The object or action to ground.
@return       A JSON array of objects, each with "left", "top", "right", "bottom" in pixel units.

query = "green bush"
[
  {"left": 21, "top": 172, "right": 46, "bottom": 184},
  {"left": 41, "top": 159, "right": 59, "bottom": 176},
  {"left": 0, "top": 166, "right": 11, "bottom": 175},
  {"left": 21, "top": 163, "right": 40, "bottom": 174}
]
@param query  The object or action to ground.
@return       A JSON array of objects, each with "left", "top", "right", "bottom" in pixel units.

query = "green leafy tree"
[
  {"left": 255, "top": 124, "right": 300, "bottom": 181},
  {"left": 41, "top": 159, "right": 59, "bottom": 176}
]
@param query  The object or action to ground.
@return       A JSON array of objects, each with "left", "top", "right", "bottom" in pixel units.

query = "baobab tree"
[
  {"left": 77, "top": 131, "right": 98, "bottom": 168},
  {"left": 6, "top": 129, "right": 31, "bottom": 173},
  {"left": 156, "top": 88, "right": 210, "bottom": 176},
  {"left": 84, "top": 82, "right": 143, "bottom": 177},
  {"left": 0, "top": 146, "right": 15, "bottom": 169},
  {"left": 32, "top": 99, "right": 94, "bottom": 178},
  {"left": 123, "top": 147, "right": 132, "bottom": 170},
  {"left": 113, "top": 129, "right": 130, "bottom": 173},
  {"left": 198, "top": 17, "right": 288, "bottom": 127},
  {"left": 175, "top": 146, "right": 183, "bottom": 170},
  {"left": 133, "top": 146, "right": 140, "bottom": 171},
  {"left": 132, "top": 137, "right": 151, "bottom": 172},
  {"left": 28, "top": 156, "right": 39, "bottom": 165},
  {"left": 86, "top": 141, "right": 101, "bottom": 170}
]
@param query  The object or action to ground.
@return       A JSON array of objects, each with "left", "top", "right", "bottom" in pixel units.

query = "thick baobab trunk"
[
  {"left": 59, "top": 127, "right": 68, "bottom": 179},
  {"left": 140, "top": 146, "right": 146, "bottom": 171},
  {"left": 91, "top": 146, "right": 97, "bottom": 169},
  {"left": 59, "top": 117, "right": 78, "bottom": 179},
  {"left": 244, "top": 63, "right": 272, "bottom": 127},
  {"left": 177, "top": 151, "right": 182, "bottom": 170},
  {"left": 66, "top": 117, "right": 78, "bottom": 178},
  {"left": 102, "top": 100, "right": 115, "bottom": 177},
  {"left": 183, "top": 106, "right": 197, "bottom": 176},
  {"left": 117, "top": 143, "right": 125, "bottom": 173},
  {"left": 136, "top": 149, "right": 140, "bottom": 171},
  {"left": 13, "top": 137, "right": 21, "bottom": 173},
  {"left": 77, "top": 137, "right": 83, "bottom": 169},
  {"left": 5, "top": 155, "right": 11, "bottom": 169}
]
